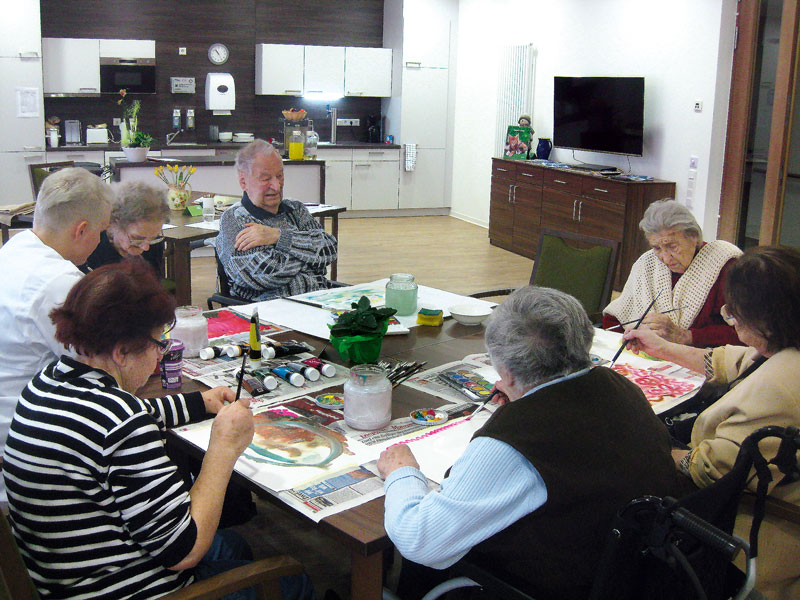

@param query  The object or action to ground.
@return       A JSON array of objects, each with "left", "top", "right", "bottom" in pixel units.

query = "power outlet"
[{"left": 336, "top": 118, "right": 360, "bottom": 126}]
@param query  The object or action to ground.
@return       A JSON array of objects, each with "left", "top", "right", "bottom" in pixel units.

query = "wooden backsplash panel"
[{"left": 41, "top": 0, "right": 384, "bottom": 144}]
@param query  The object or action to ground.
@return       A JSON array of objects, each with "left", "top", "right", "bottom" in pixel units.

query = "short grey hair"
[
  {"left": 485, "top": 286, "right": 593, "bottom": 390},
  {"left": 34, "top": 167, "right": 114, "bottom": 230},
  {"left": 639, "top": 199, "right": 702, "bottom": 240},
  {"left": 235, "top": 139, "right": 278, "bottom": 176},
  {"left": 110, "top": 181, "right": 169, "bottom": 229}
]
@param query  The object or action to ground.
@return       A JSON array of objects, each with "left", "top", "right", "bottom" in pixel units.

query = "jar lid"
[
  {"left": 175, "top": 306, "right": 203, "bottom": 318},
  {"left": 167, "top": 339, "right": 184, "bottom": 352}
]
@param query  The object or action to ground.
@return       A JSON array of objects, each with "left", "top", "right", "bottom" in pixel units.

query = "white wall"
[{"left": 450, "top": 0, "right": 738, "bottom": 238}]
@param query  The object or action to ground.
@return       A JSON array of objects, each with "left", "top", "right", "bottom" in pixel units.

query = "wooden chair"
[
  {"left": 27, "top": 161, "right": 74, "bottom": 201},
  {"left": 471, "top": 228, "right": 619, "bottom": 322},
  {"left": 0, "top": 510, "right": 303, "bottom": 600}
]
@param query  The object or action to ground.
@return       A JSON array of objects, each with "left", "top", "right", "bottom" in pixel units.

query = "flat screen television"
[{"left": 553, "top": 76, "right": 645, "bottom": 156}]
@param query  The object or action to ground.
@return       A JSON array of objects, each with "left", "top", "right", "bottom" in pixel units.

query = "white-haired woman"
[
  {"left": 85, "top": 180, "right": 169, "bottom": 275},
  {"left": 603, "top": 199, "right": 741, "bottom": 347}
]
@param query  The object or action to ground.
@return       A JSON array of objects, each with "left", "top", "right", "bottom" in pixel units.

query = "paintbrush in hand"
[
  {"left": 609, "top": 290, "right": 663, "bottom": 367},
  {"left": 466, "top": 388, "right": 499, "bottom": 421},
  {"left": 234, "top": 351, "right": 248, "bottom": 401},
  {"left": 604, "top": 306, "right": 684, "bottom": 331}
]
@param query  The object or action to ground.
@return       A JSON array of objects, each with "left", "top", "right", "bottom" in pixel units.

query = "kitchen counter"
[
  {"left": 109, "top": 156, "right": 324, "bottom": 171},
  {"left": 47, "top": 141, "right": 400, "bottom": 152}
]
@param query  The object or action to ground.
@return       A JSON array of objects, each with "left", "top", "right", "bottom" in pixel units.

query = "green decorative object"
[{"left": 329, "top": 296, "right": 396, "bottom": 363}]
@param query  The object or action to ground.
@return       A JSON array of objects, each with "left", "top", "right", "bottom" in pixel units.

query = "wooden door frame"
[
  {"left": 718, "top": 0, "right": 762, "bottom": 243},
  {"left": 759, "top": 0, "right": 800, "bottom": 243}
]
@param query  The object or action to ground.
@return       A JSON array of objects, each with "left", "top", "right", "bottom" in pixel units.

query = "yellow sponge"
[{"left": 416, "top": 308, "right": 444, "bottom": 326}]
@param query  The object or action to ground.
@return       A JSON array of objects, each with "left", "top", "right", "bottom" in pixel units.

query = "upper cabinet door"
[
  {"left": 255, "top": 44, "right": 304, "bottom": 96},
  {"left": 304, "top": 45, "right": 345, "bottom": 98},
  {"left": 0, "top": 0, "right": 41, "bottom": 58},
  {"left": 402, "top": 0, "right": 452, "bottom": 68},
  {"left": 345, "top": 47, "right": 392, "bottom": 97},
  {"left": 42, "top": 38, "right": 100, "bottom": 95}
]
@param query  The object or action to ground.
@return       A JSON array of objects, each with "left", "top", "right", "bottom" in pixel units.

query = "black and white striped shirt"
[{"left": 3, "top": 356, "right": 207, "bottom": 599}]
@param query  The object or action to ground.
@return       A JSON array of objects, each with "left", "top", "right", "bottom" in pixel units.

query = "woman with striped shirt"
[{"left": 2, "top": 261, "right": 265, "bottom": 599}]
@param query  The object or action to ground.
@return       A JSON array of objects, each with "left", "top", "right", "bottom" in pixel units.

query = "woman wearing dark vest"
[
  {"left": 378, "top": 286, "right": 682, "bottom": 600},
  {"left": 623, "top": 246, "right": 800, "bottom": 600}
]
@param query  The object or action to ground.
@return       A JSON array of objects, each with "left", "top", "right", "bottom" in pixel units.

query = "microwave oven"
[{"left": 100, "top": 57, "right": 156, "bottom": 94}]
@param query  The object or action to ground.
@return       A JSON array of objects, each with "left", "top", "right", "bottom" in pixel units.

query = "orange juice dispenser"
[{"left": 282, "top": 109, "right": 308, "bottom": 160}]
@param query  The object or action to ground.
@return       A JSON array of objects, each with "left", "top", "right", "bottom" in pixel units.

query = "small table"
[
  {"left": 0, "top": 214, "right": 34, "bottom": 244},
  {"left": 164, "top": 193, "right": 346, "bottom": 305}
]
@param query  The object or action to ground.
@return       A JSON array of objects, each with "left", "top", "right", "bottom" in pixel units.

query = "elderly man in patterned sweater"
[{"left": 217, "top": 139, "right": 338, "bottom": 301}]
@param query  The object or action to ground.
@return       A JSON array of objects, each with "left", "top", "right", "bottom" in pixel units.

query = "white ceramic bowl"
[
  {"left": 448, "top": 304, "right": 493, "bottom": 326},
  {"left": 218, "top": 131, "right": 233, "bottom": 142}
]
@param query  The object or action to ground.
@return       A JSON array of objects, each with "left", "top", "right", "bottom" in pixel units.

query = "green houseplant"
[
  {"left": 329, "top": 296, "right": 397, "bottom": 364},
  {"left": 117, "top": 89, "right": 152, "bottom": 162}
]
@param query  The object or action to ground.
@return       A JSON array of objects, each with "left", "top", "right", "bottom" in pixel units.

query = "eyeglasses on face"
[
  {"left": 150, "top": 337, "right": 171, "bottom": 356},
  {"left": 125, "top": 230, "right": 165, "bottom": 249}
]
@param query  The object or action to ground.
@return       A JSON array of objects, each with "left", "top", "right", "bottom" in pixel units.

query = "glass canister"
[
  {"left": 170, "top": 306, "right": 208, "bottom": 358},
  {"left": 305, "top": 121, "right": 319, "bottom": 159},
  {"left": 344, "top": 365, "right": 392, "bottom": 430},
  {"left": 385, "top": 273, "right": 418, "bottom": 316},
  {"left": 288, "top": 128, "right": 305, "bottom": 161}
]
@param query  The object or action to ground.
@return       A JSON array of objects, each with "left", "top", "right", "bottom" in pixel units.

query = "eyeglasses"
[
  {"left": 720, "top": 304, "right": 737, "bottom": 325},
  {"left": 125, "top": 230, "right": 165, "bottom": 249},
  {"left": 150, "top": 337, "right": 171, "bottom": 356}
]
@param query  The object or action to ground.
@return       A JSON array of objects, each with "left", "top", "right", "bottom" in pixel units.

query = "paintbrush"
[
  {"left": 609, "top": 290, "right": 663, "bottom": 367},
  {"left": 604, "top": 306, "right": 684, "bottom": 331},
  {"left": 392, "top": 362, "right": 427, "bottom": 388},
  {"left": 466, "top": 389, "right": 499, "bottom": 421},
  {"left": 234, "top": 351, "right": 248, "bottom": 401}
]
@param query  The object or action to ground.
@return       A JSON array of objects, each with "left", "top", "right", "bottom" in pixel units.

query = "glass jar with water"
[
  {"left": 385, "top": 273, "right": 418, "bottom": 316},
  {"left": 344, "top": 365, "right": 392, "bottom": 430}
]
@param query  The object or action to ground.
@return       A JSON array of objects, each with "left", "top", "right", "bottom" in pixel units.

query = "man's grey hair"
[
  {"left": 235, "top": 139, "right": 278, "bottom": 176},
  {"left": 33, "top": 167, "right": 114, "bottom": 230},
  {"left": 110, "top": 181, "right": 169, "bottom": 229},
  {"left": 639, "top": 199, "right": 702, "bottom": 241},
  {"left": 485, "top": 286, "right": 593, "bottom": 390}
]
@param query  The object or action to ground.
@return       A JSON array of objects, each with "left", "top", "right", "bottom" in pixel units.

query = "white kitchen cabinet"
[
  {"left": 400, "top": 67, "right": 448, "bottom": 149},
  {"left": 399, "top": 147, "right": 446, "bottom": 209},
  {"left": 345, "top": 47, "right": 392, "bottom": 97},
  {"left": 255, "top": 44, "right": 304, "bottom": 96},
  {"left": 0, "top": 0, "right": 41, "bottom": 58},
  {"left": 401, "top": 0, "right": 452, "bottom": 69},
  {"left": 304, "top": 46, "right": 345, "bottom": 98},
  {"left": 318, "top": 148, "right": 354, "bottom": 209},
  {"left": 0, "top": 150, "right": 48, "bottom": 205},
  {"left": 99, "top": 39, "right": 155, "bottom": 58},
  {"left": 0, "top": 57, "right": 45, "bottom": 152},
  {"left": 47, "top": 150, "right": 105, "bottom": 166},
  {"left": 42, "top": 38, "right": 101, "bottom": 96},
  {"left": 351, "top": 149, "right": 400, "bottom": 210}
]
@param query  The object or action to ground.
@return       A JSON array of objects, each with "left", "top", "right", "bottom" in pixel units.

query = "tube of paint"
[
  {"left": 225, "top": 344, "right": 249, "bottom": 358},
  {"left": 251, "top": 369, "right": 279, "bottom": 391},
  {"left": 199, "top": 346, "right": 226, "bottom": 360},
  {"left": 302, "top": 357, "right": 336, "bottom": 377},
  {"left": 286, "top": 361, "right": 320, "bottom": 382},
  {"left": 271, "top": 365, "right": 304, "bottom": 387},
  {"left": 266, "top": 340, "right": 312, "bottom": 358},
  {"left": 249, "top": 314, "right": 261, "bottom": 367}
]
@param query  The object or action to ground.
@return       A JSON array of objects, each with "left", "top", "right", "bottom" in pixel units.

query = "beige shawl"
[{"left": 604, "top": 240, "right": 742, "bottom": 330}]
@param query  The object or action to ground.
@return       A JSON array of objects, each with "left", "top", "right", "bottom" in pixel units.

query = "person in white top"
[{"left": 0, "top": 167, "right": 112, "bottom": 502}]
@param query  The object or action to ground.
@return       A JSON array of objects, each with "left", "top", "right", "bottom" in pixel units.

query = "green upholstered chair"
[
  {"left": 471, "top": 228, "right": 619, "bottom": 323},
  {"left": 27, "top": 161, "right": 74, "bottom": 201}
]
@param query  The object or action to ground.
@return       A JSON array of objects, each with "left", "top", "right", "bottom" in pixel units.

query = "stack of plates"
[{"left": 233, "top": 132, "right": 255, "bottom": 143}]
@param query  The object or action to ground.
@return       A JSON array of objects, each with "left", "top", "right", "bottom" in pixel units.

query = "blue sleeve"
[{"left": 383, "top": 436, "right": 547, "bottom": 569}]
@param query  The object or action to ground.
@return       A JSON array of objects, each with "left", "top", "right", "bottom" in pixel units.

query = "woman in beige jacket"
[{"left": 623, "top": 246, "right": 800, "bottom": 600}]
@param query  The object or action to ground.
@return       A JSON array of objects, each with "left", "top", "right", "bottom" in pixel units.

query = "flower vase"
[{"left": 167, "top": 184, "right": 192, "bottom": 211}]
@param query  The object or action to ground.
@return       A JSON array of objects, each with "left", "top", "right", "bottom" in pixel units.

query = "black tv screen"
[{"left": 553, "top": 76, "right": 645, "bottom": 156}]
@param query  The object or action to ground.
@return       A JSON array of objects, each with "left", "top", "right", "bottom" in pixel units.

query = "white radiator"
[{"left": 495, "top": 44, "right": 537, "bottom": 158}]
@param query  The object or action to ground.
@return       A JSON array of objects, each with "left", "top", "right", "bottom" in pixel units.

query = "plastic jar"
[
  {"left": 385, "top": 273, "right": 418, "bottom": 316},
  {"left": 344, "top": 365, "right": 392, "bottom": 430},
  {"left": 160, "top": 339, "right": 184, "bottom": 389},
  {"left": 170, "top": 306, "right": 208, "bottom": 358}
]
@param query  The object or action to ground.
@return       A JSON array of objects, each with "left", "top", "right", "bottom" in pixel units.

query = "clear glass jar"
[
  {"left": 385, "top": 273, "right": 418, "bottom": 316},
  {"left": 344, "top": 365, "right": 392, "bottom": 430},
  {"left": 170, "top": 306, "right": 208, "bottom": 358},
  {"left": 288, "top": 129, "right": 304, "bottom": 160},
  {"left": 305, "top": 121, "right": 319, "bottom": 159}
]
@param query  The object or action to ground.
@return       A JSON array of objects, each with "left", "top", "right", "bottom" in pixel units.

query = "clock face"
[{"left": 208, "top": 43, "right": 230, "bottom": 65}]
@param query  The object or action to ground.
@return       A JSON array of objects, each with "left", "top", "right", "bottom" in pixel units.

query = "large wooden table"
[
  {"left": 164, "top": 194, "right": 346, "bottom": 305},
  {"left": 146, "top": 317, "right": 488, "bottom": 600}
]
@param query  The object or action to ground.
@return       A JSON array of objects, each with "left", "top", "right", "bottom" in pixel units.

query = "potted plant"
[
  {"left": 155, "top": 163, "right": 197, "bottom": 211},
  {"left": 117, "top": 89, "right": 152, "bottom": 162},
  {"left": 329, "top": 296, "right": 397, "bottom": 364}
]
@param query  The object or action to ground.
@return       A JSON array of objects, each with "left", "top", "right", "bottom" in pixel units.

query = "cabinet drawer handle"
[
  {"left": 23, "top": 145, "right": 44, "bottom": 151},
  {"left": 593, "top": 187, "right": 609, "bottom": 193},
  {"left": 79, "top": 87, "right": 98, "bottom": 92},
  {"left": 572, "top": 199, "right": 577, "bottom": 220},
  {"left": 354, "top": 163, "right": 371, "bottom": 167},
  {"left": 578, "top": 201, "right": 583, "bottom": 222},
  {"left": 368, "top": 151, "right": 385, "bottom": 155},
  {"left": 507, "top": 184, "right": 513, "bottom": 203},
  {"left": 285, "top": 89, "right": 302, "bottom": 94},
  {"left": 512, "top": 185, "right": 517, "bottom": 204},
  {"left": 496, "top": 167, "right": 508, "bottom": 172},
  {"left": 554, "top": 179, "right": 567, "bottom": 185},
  {"left": 405, "top": 61, "right": 422, "bottom": 68},
  {"left": 521, "top": 172, "right": 534, "bottom": 177},
  {"left": 347, "top": 91, "right": 364, "bottom": 96},
  {"left": 19, "top": 51, "right": 41, "bottom": 58},
  {"left": 306, "top": 90, "right": 323, "bottom": 93}
]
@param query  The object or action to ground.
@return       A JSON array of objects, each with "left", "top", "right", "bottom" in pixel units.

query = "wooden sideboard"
[{"left": 489, "top": 158, "right": 676, "bottom": 290}]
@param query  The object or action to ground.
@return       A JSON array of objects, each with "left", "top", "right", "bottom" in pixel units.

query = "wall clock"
[{"left": 208, "top": 43, "right": 230, "bottom": 65}]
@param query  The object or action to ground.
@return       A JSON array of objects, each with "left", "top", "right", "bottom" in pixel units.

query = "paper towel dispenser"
[{"left": 205, "top": 73, "right": 235, "bottom": 115}]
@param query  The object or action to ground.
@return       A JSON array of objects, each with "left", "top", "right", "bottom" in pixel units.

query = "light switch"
[{"left": 689, "top": 155, "right": 699, "bottom": 169}]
